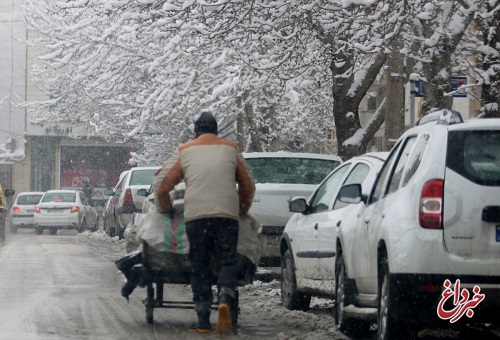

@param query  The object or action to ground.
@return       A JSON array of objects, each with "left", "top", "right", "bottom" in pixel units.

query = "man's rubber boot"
[
  {"left": 217, "top": 302, "right": 232, "bottom": 335},
  {"left": 217, "top": 287, "right": 235, "bottom": 335},
  {"left": 193, "top": 302, "right": 211, "bottom": 334}
]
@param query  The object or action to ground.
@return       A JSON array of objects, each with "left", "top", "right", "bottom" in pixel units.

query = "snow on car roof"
[
  {"left": 449, "top": 118, "right": 500, "bottom": 131},
  {"left": 360, "top": 151, "right": 390, "bottom": 161},
  {"left": 242, "top": 151, "right": 342, "bottom": 161},
  {"left": 45, "top": 189, "right": 78, "bottom": 192},
  {"left": 129, "top": 166, "right": 161, "bottom": 170},
  {"left": 16, "top": 191, "right": 45, "bottom": 195}
]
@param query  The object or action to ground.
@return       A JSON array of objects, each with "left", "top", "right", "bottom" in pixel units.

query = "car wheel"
[
  {"left": 35, "top": 227, "right": 43, "bottom": 235},
  {"left": 49, "top": 227, "right": 57, "bottom": 235},
  {"left": 77, "top": 219, "right": 86, "bottom": 233},
  {"left": 377, "top": 256, "right": 417, "bottom": 340},
  {"left": 281, "top": 249, "right": 311, "bottom": 311},
  {"left": 335, "top": 254, "right": 370, "bottom": 337},
  {"left": 117, "top": 226, "right": 125, "bottom": 240},
  {"left": 0, "top": 218, "right": 5, "bottom": 243},
  {"left": 91, "top": 217, "right": 98, "bottom": 232}
]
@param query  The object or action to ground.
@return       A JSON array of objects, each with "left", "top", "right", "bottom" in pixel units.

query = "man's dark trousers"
[{"left": 185, "top": 217, "right": 239, "bottom": 304}]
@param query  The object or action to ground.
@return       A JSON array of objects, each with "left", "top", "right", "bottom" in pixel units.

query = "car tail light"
[
  {"left": 70, "top": 206, "right": 79, "bottom": 212},
  {"left": 35, "top": 206, "right": 40, "bottom": 213},
  {"left": 419, "top": 179, "right": 444, "bottom": 229},
  {"left": 122, "top": 188, "right": 134, "bottom": 207},
  {"left": 13, "top": 206, "right": 21, "bottom": 213}
]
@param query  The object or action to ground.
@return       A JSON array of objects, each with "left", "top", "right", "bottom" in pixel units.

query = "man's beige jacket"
[{"left": 154, "top": 134, "right": 255, "bottom": 223}]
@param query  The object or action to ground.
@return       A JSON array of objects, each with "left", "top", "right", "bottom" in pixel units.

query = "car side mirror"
[
  {"left": 338, "top": 184, "right": 366, "bottom": 205},
  {"left": 289, "top": 197, "right": 308, "bottom": 213},
  {"left": 137, "top": 188, "right": 149, "bottom": 197},
  {"left": 103, "top": 188, "right": 114, "bottom": 196},
  {"left": 4, "top": 189, "right": 15, "bottom": 197}
]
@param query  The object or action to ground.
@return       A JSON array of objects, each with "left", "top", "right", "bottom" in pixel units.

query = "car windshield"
[
  {"left": 17, "top": 194, "right": 43, "bottom": 205},
  {"left": 129, "top": 169, "right": 158, "bottom": 186},
  {"left": 42, "top": 192, "right": 76, "bottom": 203},
  {"left": 245, "top": 158, "right": 340, "bottom": 184}
]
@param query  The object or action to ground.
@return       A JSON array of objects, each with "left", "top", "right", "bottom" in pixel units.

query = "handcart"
[{"left": 140, "top": 241, "right": 256, "bottom": 325}]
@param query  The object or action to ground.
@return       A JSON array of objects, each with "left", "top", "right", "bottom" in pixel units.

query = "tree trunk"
[
  {"left": 384, "top": 36, "right": 405, "bottom": 150},
  {"left": 332, "top": 52, "right": 387, "bottom": 160}
]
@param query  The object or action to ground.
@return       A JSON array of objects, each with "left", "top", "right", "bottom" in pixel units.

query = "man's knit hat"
[{"left": 194, "top": 111, "right": 218, "bottom": 135}]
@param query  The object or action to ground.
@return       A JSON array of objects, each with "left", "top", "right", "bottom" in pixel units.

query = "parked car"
[
  {"left": 334, "top": 109, "right": 500, "bottom": 339},
  {"left": 103, "top": 170, "right": 130, "bottom": 237},
  {"left": 0, "top": 184, "right": 15, "bottom": 242},
  {"left": 34, "top": 189, "right": 98, "bottom": 235},
  {"left": 279, "top": 152, "right": 388, "bottom": 312},
  {"left": 243, "top": 151, "right": 342, "bottom": 266},
  {"left": 112, "top": 166, "right": 160, "bottom": 239},
  {"left": 8, "top": 191, "right": 45, "bottom": 233}
]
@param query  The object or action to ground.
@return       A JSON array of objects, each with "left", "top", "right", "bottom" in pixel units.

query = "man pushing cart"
[{"left": 116, "top": 112, "right": 257, "bottom": 335}]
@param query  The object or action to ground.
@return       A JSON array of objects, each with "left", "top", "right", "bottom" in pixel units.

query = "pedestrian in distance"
[
  {"left": 82, "top": 179, "right": 94, "bottom": 205},
  {"left": 154, "top": 111, "right": 255, "bottom": 335}
]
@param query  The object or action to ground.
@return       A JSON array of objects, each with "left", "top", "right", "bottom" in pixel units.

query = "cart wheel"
[
  {"left": 146, "top": 306, "right": 154, "bottom": 325},
  {"left": 145, "top": 284, "right": 154, "bottom": 324}
]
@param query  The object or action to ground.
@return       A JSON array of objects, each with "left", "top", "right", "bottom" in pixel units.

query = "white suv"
[{"left": 335, "top": 109, "right": 500, "bottom": 339}]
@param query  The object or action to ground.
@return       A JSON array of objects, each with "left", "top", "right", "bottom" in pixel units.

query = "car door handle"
[{"left": 314, "top": 223, "right": 318, "bottom": 230}]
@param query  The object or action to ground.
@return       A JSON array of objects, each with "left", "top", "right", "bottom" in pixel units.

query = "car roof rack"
[{"left": 416, "top": 109, "right": 464, "bottom": 126}]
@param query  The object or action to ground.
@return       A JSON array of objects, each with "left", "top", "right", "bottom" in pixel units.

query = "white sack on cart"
[
  {"left": 136, "top": 209, "right": 189, "bottom": 254},
  {"left": 237, "top": 213, "right": 261, "bottom": 267},
  {"left": 136, "top": 210, "right": 261, "bottom": 266}
]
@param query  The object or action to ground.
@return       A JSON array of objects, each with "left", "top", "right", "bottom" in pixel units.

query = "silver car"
[
  {"left": 8, "top": 191, "right": 44, "bottom": 233},
  {"left": 34, "top": 190, "right": 98, "bottom": 235},
  {"left": 243, "top": 151, "right": 342, "bottom": 266}
]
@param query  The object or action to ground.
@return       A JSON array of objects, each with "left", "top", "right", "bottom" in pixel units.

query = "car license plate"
[
  {"left": 497, "top": 225, "right": 500, "bottom": 242},
  {"left": 267, "top": 235, "right": 280, "bottom": 246},
  {"left": 27, "top": 209, "right": 34, "bottom": 213},
  {"left": 47, "top": 209, "right": 59, "bottom": 213}
]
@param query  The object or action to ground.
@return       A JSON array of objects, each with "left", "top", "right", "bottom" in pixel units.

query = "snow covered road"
[{"left": 0, "top": 230, "right": 497, "bottom": 339}]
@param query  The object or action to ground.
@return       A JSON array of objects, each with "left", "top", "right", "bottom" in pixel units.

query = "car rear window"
[
  {"left": 17, "top": 194, "right": 43, "bottom": 205},
  {"left": 42, "top": 193, "right": 76, "bottom": 203},
  {"left": 245, "top": 158, "right": 340, "bottom": 184},
  {"left": 447, "top": 130, "right": 500, "bottom": 186},
  {"left": 129, "top": 169, "right": 158, "bottom": 186}
]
